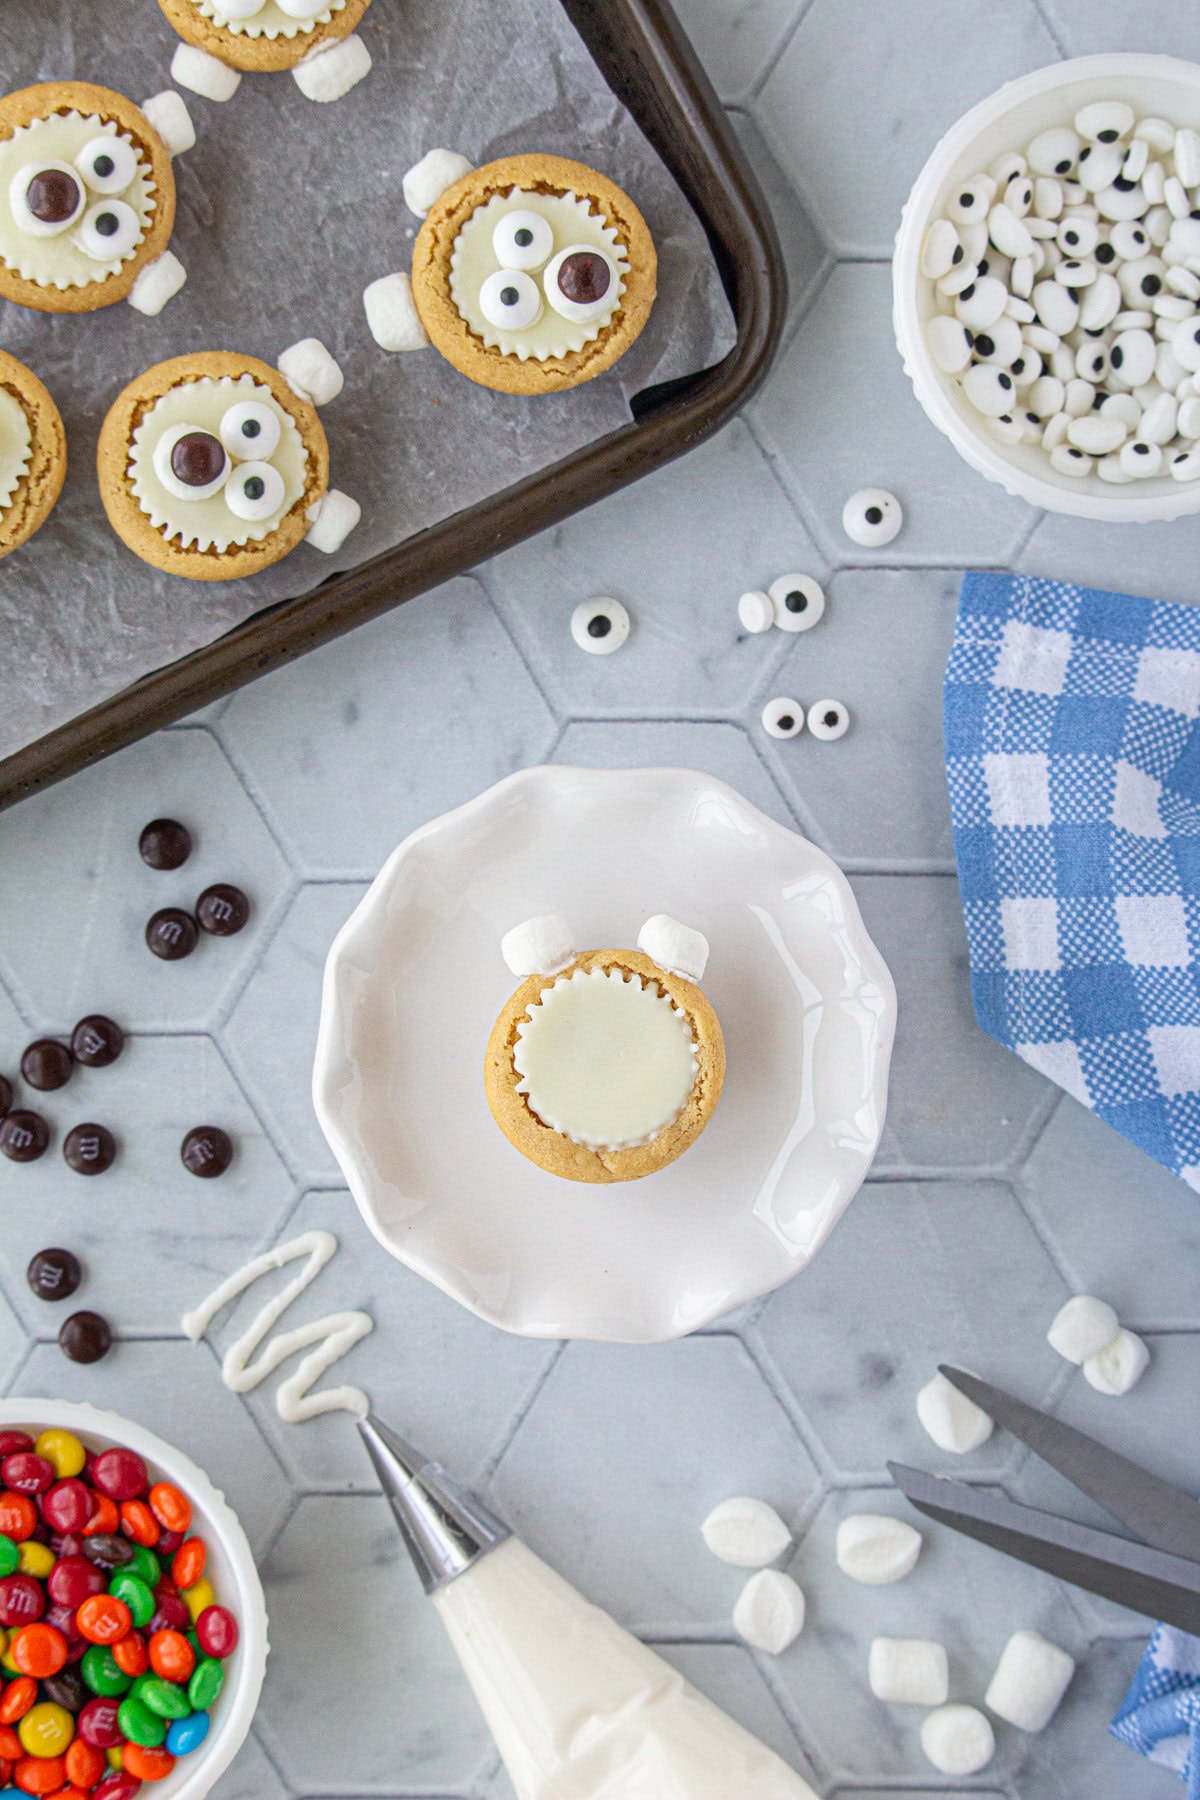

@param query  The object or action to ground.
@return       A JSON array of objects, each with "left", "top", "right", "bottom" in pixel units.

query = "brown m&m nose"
[
  {"left": 26, "top": 168, "right": 81, "bottom": 224},
  {"left": 171, "top": 431, "right": 227, "bottom": 489},
  {"left": 557, "top": 251, "right": 611, "bottom": 304}
]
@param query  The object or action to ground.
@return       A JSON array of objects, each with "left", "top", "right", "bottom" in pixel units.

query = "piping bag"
[{"left": 359, "top": 1413, "right": 817, "bottom": 1799}]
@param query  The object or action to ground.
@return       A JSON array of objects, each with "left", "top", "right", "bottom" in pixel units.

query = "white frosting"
[
  {"left": 512, "top": 965, "right": 696, "bottom": 1151},
  {"left": 449, "top": 188, "right": 628, "bottom": 361},
  {"left": 0, "top": 113, "right": 155, "bottom": 291},
  {"left": 182, "top": 1228, "right": 373, "bottom": 1422},
  {"left": 0, "top": 386, "right": 33, "bottom": 515},
  {"left": 190, "top": 0, "right": 346, "bottom": 38},
  {"left": 128, "top": 373, "right": 308, "bottom": 553}
]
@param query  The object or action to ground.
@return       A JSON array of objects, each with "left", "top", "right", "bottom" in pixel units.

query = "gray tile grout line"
[
  {"left": 1029, "top": 0, "right": 1071, "bottom": 59},
  {"left": 477, "top": 1337, "right": 568, "bottom": 1486},
  {"left": 746, "top": 0, "right": 815, "bottom": 102},
  {"left": 473, "top": 570, "right": 567, "bottom": 729}
]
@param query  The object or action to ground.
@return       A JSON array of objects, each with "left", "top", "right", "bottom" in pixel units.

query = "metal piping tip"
[{"left": 358, "top": 1412, "right": 510, "bottom": 1595}]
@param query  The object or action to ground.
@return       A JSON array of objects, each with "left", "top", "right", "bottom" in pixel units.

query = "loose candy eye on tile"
[
  {"left": 737, "top": 590, "right": 774, "bottom": 634},
  {"left": 570, "top": 598, "right": 629, "bottom": 654},
  {"left": 761, "top": 698, "right": 803, "bottom": 740},
  {"left": 842, "top": 488, "right": 902, "bottom": 547},
  {"left": 768, "top": 573, "right": 824, "bottom": 632},
  {"left": 807, "top": 700, "right": 850, "bottom": 741}
]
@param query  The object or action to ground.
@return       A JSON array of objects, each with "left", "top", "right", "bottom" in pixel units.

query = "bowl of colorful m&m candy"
[{"left": 0, "top": 1401, "right": 267, "bottom": 1800}]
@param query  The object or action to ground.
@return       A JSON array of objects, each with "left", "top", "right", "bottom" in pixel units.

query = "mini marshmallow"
[
  {"left": 1084, "top": 1327, "right": 1150, "bottom": 1395},
  {"left": 700, "top": 1497, "right": 791, "bottom": 1569},
  {"left": 637, "top": 915, "right": 709, "bottom": 984},
  {"left": 304, "top": 489, "right": 361, "bottom": 555},
  {"left": 732, "top": 1570, "right": 805, "bottom": 1654},
  {"left": 916, "top": 1370, "right": 994, "bottom": 1454},
  {"left": 169, "top": 42, "right": 242, "bottom": 102},
  {"left": 835, "top": 1513, "right": 922, "bottom": 1585},
  {"left": 501, "top": 916, "right": 576, "bottom": 979},
  {"left": 278, "top": 338, "right": 345, "bottom": 407},
  {"left": 1047, "top": 1294, "right": 1120, "bottom": 1365},
  {"left": 737, "top": 590, "right": 774, "bottom": 633},
  {"left": 127, "top": 251, "right": 187, "bottom": 317},
  {"left": 292, "top": 33, "right": 373, "bottom": 103},
  {"left": 403, "top": 149, "right": 475, "bottom": 219},
  {"left": 363, "top": 273, "right": 430, "bottom": 353},
  {"left": 868, "top": 1637, "right": 949, "bottom": 1706},
  {"left": 985, "top": 1629, "right": 1076, "bottom": 1732},
  {"left": 139, "top": 90, "right": 196, "bottom": 158},
  {"left": 920, "top": 1704, "right": 995, "bottom": 1777}
]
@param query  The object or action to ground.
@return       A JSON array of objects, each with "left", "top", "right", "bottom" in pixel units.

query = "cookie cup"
[
  {"left": 157, "top": 0, "right": 374, "bottom": 71},
  {"left": 97, "top": 350, "right": 329, "bottom": 583},
  {"left": 0, "top": 350, "right": 66, "bottom": 559},
  {"left": 412, "top": 153, "right": 657, "bottom": 395},
  {"left": 484, "top": 948, "right": 725, "bottom": 1184}
]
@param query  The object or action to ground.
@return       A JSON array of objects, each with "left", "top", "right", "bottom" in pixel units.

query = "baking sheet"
[{"left": 0, "top": 0, "right": 736, "bottom": 760}]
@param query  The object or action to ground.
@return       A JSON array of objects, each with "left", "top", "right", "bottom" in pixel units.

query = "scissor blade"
[
  {"left": 889, "top": 1463, "right": 1200, "bottom": 1637},
  {"left": 939, "top": 1364, "right": 1200, "bottom": 1565}
]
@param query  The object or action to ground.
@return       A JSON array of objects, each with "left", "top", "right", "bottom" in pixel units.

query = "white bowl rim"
[
  {"left": 894, "top": 51, "right": 1200, "bottom": 521},
  {"left": 0, "top": 1399, "right": 268, "bottom": 1800},
  {"left": 312, "top": 763, "right": 897, "bottom": 1342}
]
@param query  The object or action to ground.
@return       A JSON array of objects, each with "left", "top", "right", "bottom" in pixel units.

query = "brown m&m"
[
  {"left": 63, "top": 1123, "right": 116, "bottom": 1176},
  {"left": 59, "top": 1310, "right": 112, "bottom": 1365},
  {"left": 146, "top": 907, "right": 199, "bottom": 960},
  {"left": 172, "top": 431, "right": 227, "bottom": 489},
  {"left": 139, "top": 818, "right": 192, "bottom": 870},
  {"left": 21, "top": 1038, "right": 73, "bottom": 1091},
  {"left": 71, "top": 1015, "right": 125, "bottom": 1068},
  {"left": 181, "top": 1125, "right": 233, "bottom": 1178},
  {"left": 197, "top": 884, "right": 250, "bottom": 937},
  {"left": 25, "top": 167, "right": 81, "bottom": 226},
  {"left": 0, "top": 1074, "right": 11, "bottom": 1118},
  {"left": 27, "top": 1247, "right": 82, "bottom": 1303},
  {"left": 557, "top": 250, "right": 611, "bottom": 304},
  {"left": 0, "top": 1110, "right": 49, "bottom": 1162}
]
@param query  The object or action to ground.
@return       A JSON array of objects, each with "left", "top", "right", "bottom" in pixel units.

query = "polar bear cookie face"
[
  {"left": 0, "top": 386, "right": 33, "bottom": 518},
  {"left": 449, "top": 187, "right": 629, "bottom": 361},
  {"left": 188, "top": 0, "right": 346, "bottom": 37},
  {"left": 0, "top": 112, "right": 155, "bottom": 291},
  {"left": 128, "top": 373, "right": 309, "bottom": 553}
]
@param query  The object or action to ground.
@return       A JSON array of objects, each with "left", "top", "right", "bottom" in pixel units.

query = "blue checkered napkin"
[
  {"left": 944, "top": 572, "right": 1200, "bottom": 1189},
  {"left": 1112, "top": 1624, "right": 1200, "bottom": 1795}
]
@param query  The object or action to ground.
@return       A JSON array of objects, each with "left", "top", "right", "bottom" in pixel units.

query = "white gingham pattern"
[{"left": 946, "top": 574, "right": 1200, "bottom": 1189}]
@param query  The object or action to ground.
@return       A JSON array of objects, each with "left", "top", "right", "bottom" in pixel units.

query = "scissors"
[{"left": 889, "top": 1365, "right": 1200, "bottom": 1634}]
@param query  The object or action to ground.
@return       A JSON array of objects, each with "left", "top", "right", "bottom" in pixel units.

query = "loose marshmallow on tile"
[
  {"left": 985, "top": 1629, "right": 1076, "bottom": 1732},
  {"left": 916, "top": 1371, "right": 994, "bottom": 1454},
  {"left": 363, "top": 273, "right": 430, "bottom": 352},
  {"left": 1084, "top": 1328, "right": 1150, "bottom": 1395},
  {"left": 170, "top": 43, "right": 242, "bottom": 102},
  {"left": 920, "top": 1704, "right": 995, "bottom": 1776},
  {"left": 305, "top": 490, "right": 361, "bottom": 555},
  {"left": 140, "top": 90, "right": 196, "bottom": 157},
  {"left": 868, "top": 1638, "right": 949, "bottom": 1706},
  {"left": 637, "top": 915, "right": 709, "bottom": 983},
  {"left": 278, "top": 338, "right": 345, "bottom": 407},
  {"left": 700, "top": 1497, "right": 791, "bottom": 1568},
  {"left": 403, "top": 149, "right": 474, "bottom": 218},
  {"left": 292, "top": 33, "right": 373, "bottom": 102},
  {"left": 732, "top": 1570, "right": 805, "bottom": 1654},
  {"left": 1047, "top": 1294, "right": 1120, "bottom": 1364},
  {"left": 835, "top": 1514, "right": 923, "bottom": 1585},
  {"left": 501, "top": 916, "right": 576, "bottom": 979}
]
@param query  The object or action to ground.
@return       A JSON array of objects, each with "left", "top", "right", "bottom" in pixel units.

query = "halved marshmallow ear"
[
  {"left": 637, "top": 914, "right": 709, "bottom": 983},
  {"left": 501, "top": 915, "right": 576, "bottom": 978},
  {"left": 403, "top": 149, "right": 474, "bottom": 218}
]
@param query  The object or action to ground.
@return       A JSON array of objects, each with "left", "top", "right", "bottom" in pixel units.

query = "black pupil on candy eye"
[
  {"left": 242, "top": 420, "right": 261, "bottom": 438},
  {"left": 865, "top": 506, "right": 883, "bottom": 525},
  {"left": 587, "top": 615, "right": 611, "bottom": 638},
  {"left": 243, "top": 477, "right": 265, "bottom": 499},
  {"left": 501, "top": 286, "right": 520, "bottom": 306},
  {"left": 95, "top": 212, "right": 119, "bottom": 237},
  {"left": 959, "top": 192, "right": 973, "bottom": 207},
  {"left": 94, "top": 155, "right": 114, "bottom": 178},
  {"left": 514, "top": 227, "right": 533, "bottom": 247},
  {"left": 1056, "top": 159, "right": 1071, "bottom": 172},
  {"left": 777, "top": 715, "right": 794, "bottom": 732},
  {"left": 785, "top": 591, "right": 806, "bottom": 612},
  {"left": 824, "top": 710, "right": 839, "bottom": 728}
]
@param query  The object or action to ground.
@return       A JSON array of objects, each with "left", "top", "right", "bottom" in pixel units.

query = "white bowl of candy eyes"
[{"left": 894, "top": 54, "right": 1200, "bottom": 520}]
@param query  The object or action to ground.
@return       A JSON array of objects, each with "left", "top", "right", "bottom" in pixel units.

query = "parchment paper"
[{"left": 0, "top": 0, "right": 735, "bottom": 760}]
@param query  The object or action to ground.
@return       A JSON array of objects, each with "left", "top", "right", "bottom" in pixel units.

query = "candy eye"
[
  {"left": 10, "top": 162, "right": 84, "bottom": 236},
  {"left": 769, "top": 573, "right": 825, "bottom": 633},
  {"left": 762, "top": 698, "right": 804, "bottom": 740},
  {"left": 75, "top": 136, "right": 138, "bottom": 195},
  {"left": 479, "top": 268, "right": 542, "bottom": 331},
  {"left": 77, "top": 200, "right": 141, "bottom": 261},
  {"left": 153, "top": 425, "right": 230, "bottom": 501},
  {"left": 219, "top": 400, "right": 281, "bottom": 462},
  {"left": 570, "top": 597, "right": 629, "bottom": 655},
  {"left": 841, "top": 487, "right": 903, "bottom": 547},
  {"left": 544, "top": 244, "right": 620, "bottom": 322},
  {"left": 225, "top": 461, "right": 286, "bottom": 521},
  {"left": 493, "top": 209, "right": 554, "bottom": 271},
  {"left": 807, "top": 699, "right": 850, "bottom": 741}
]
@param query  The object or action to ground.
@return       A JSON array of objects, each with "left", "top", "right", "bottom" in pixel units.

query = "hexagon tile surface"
[{"left": 3, "top": 3, "right": 1198, "bottom": 1799}]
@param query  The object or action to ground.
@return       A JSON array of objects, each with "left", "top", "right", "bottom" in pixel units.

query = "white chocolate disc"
[
  {"left": 192, "top": 0, "right": 346, "bottom": 36},
  {"left": 512, "top": 965, "right": 697, "bottom": 1152},
  {"left": 0, "top": 115, "right": 155, "bottom": 290},
  {"left": 0, "top": 386, "right": 33, "bottom": 515}
]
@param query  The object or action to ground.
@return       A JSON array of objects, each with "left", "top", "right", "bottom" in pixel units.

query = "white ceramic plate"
[{"left": 313, "top": 767, "right": 896, "bottom": 1343}]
